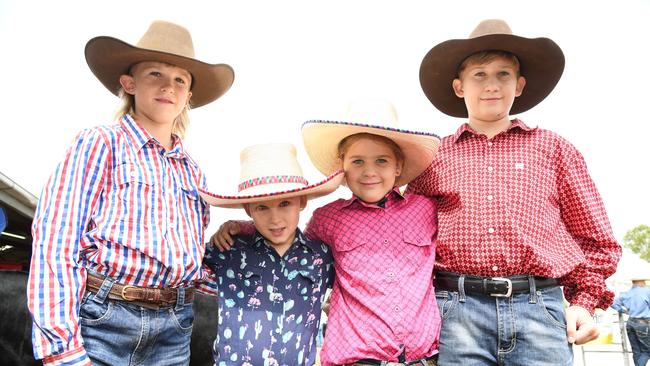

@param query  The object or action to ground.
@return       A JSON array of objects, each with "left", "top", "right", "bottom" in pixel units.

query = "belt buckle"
[
  {"left": 120, "top": 285, "right": 139, "bottom": 301},
  {"left": 490, "top": 277, "right": 512, "bottom": 297}
]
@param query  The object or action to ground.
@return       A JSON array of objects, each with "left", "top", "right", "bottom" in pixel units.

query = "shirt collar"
[
  {"left": 341, "top": 187, "right": 405, "bottom": 209},
  {"left": 452, "top": 118, "right": 537, "bottom": 143},
  {"left": 252, "top": 228, "right": 315, "bottom": 254},
  {"left": 120, "top": 114, "right": 186, "bottom": 158}
]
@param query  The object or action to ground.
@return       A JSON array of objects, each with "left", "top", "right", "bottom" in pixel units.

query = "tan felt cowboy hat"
[
  {"left": 85, "top": 20, "right": 234, "bottom": 108},
  {"left": 199, "top": 143, "right": 344, "bottom": 208},
  {"left": 419, "top": 19, "right": 565, "bottom": 118},
  {"left": 302, "top": 99, "right": 440, "bottom": 187}
]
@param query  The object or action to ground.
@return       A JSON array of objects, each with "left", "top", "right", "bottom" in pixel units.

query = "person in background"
[{"left": 612, "top": 276, "right": 650, "bottom": 366}]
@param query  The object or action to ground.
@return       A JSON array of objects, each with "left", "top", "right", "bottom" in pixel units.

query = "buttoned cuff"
[{"left": 42, "top": 346, "right": 91, "bottom": 366}]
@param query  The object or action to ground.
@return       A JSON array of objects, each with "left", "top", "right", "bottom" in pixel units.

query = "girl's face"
[
  {"left": 342, "top": 138, "right": 402, "bottom": 204},
  {"left": 120, "top": 61, "right": 192, "bottom": 128}
]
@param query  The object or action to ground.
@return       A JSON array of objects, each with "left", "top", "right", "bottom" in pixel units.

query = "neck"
[
  {"left": 132, "top": 115, "right": 175, "bottom": 150},
  {"left": 468, "top": 117, "right": 512, "bottom": 139},
  {"left": 271, "top": 238, "right": 294, "bottom": 257}
]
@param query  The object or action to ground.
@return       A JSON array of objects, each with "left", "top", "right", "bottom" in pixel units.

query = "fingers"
[
  {"left": 574, "top": 322, "right": 600, "bottom": 345},
  {"left": 210, "top": 221, "right": 240, "bottom": 252},
  {"left": 566, "top": 305, "right": 599, "bottom": 345}
]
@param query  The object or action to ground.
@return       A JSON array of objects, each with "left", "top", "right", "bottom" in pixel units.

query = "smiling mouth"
[
  {"left": 155, "top": 98, "right": 174, "bottom": 104},
  {"left": 269, "top": 228, "right": 285, "bottom": 236}
]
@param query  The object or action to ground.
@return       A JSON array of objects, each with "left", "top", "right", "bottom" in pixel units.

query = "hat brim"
[
  {"left": 199, "top": 170, "right": 344, "bottom": 208},
  {"left": 85, "top": 36, "right": 234, "bottom": 108},
  {"left": 302, "top": 121, "right": 440, "bottom": 187},
  {"left": 419, "top": 34, "right": 564, "bottom": 118}
]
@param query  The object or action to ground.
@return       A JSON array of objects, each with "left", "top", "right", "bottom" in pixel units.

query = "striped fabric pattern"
[{"left": 27, "top": 115, "right": 210, "bottom": 365}]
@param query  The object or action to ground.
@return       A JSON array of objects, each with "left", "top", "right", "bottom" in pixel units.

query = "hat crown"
[
  {"left": 136, "top": 20, "right": 195, "bottom": 59},
  {"left": 238, "top": 144, "right": 308, "bottom": 195},
  {"left": 344, "top": 98, "right": 399, "bottom": 127},
  {"left": 469, "top": 19, "right": 513, "bottom": 39}
]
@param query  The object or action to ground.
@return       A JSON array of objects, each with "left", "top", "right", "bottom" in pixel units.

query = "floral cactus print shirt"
[{"left": 204, "top": 229, "right": 334, "bottom": 366}]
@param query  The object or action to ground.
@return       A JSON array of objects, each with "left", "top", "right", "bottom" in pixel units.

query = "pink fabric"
[
  {"left": 305, "top": 189, "right": 440, "bottom": 365},
  {"left": 407, "top": 119, "right": 621, "bottom": 312}
]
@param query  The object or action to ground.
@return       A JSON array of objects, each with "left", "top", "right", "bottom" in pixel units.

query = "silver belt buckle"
[{"left": 490, "top": 277, "right": 512, "bottom": 297}]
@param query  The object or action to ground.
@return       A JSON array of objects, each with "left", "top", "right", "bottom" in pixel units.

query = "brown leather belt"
[
  {"left": 86, "top": 273, "right": 195, "bottom": 310},
  {"left": 348, "top": 356, "right": 437, "bottom": 366}
]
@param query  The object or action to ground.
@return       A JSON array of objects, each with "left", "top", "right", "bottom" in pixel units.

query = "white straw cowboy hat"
[
  {"left": 302, "top": 99, "right": 440, "bottom": 187},
  {"left": 199, "top": 143, "right": 344, "bottom": 208},
  {"left": 419, "top": 19, "right": 565, "bottom": 118},
  {"left": 85, "top": 20, "right": 234, "bottom": 108}
]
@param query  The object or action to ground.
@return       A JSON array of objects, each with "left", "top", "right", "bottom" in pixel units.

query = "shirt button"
[
  {"left": 492, "top": 265, "right": 499, "bottom": 271},
  {"left": 394, "top": 306, "right": 400, "bottom": 312},
  {"left": 129, "top": 171, "right": 136, "bottom": 177},
  {"left": 487, "top": 195, "right": 494, "bottom": 201},
  {"left": 383, "top": 239, "right": 388, "bottom": 244},
  {"left": 487, "top": 141, "right": 493, "bottom": 147},
  {"left": 488, "top": 227, "right": 495, "bottom": 234},
  {"left": 387, "top": 271, "right": 395, "bottom": 278},
  {"left": 487, "top": 166, "right": 494, "bottom": 172}
]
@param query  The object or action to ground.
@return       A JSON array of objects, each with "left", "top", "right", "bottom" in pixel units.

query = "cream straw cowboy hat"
[
  {"left": 85, "top": 20, "right": 234, "bottom": 108},
  {"left": 199, "top": 143, "right": 344, "bottom": 208},
  {"left": 302, "top": 99, "right": 440, "bottom": 187},
  {"left": 419, "top": 19, "right": 565, "bottom": 118}
]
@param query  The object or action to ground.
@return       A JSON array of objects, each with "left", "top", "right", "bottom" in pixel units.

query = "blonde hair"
[
  {"left": 338, "top": 133, "right": 405, "bottom": 163},
  {"left": 457, "top": 50, "right": 521, "bottom": 78}
]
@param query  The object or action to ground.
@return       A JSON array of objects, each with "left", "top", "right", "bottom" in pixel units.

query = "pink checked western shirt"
[
  {"left": 407, "top": 119, "right": 621, "bottom": 312},
  {"left": 27, "top": 115, "right": 211, "bottom": 365},
  {"left": 305, "top": 189, "right": 440, "bottom": 365}
]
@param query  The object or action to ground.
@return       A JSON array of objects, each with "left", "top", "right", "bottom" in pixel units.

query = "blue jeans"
[
  {"left": 435, "top": 280, "right": 573, "bottom": 366},
  {"left": 626, "top": 318, "right": 650, "bottom": 366},
  {"left": 79, "top": 276, "right": 194, "bottom": 366}
]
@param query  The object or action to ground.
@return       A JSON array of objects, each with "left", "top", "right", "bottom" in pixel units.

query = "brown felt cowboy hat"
[
  {"left": 85, "top": 20, "right": 234, "bottom": 108},
  {"left": 199, "top": 143, "right": 344, "bottom": 208},
  {"left": 419, "top": 19, "right": 565, "bottom": 118}
]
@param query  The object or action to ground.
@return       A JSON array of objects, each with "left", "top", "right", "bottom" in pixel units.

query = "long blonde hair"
[{"left": 114, "top": 87, "right": 191, "bottom": 139}]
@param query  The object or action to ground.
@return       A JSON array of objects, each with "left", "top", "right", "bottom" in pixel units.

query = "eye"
[
  {"left": 149, "top": 71, "right": 161, "bottom": 77},
  {"left": 279, "top": 200, "right": 291, "bottom": 207},
  {"left": 175, "top": 77, "right": 188, "bottom": 85},
  {"left": 255, "top": 205, "right": 268, "bottom": 211},
  {"left": 498, "top": 71, "right": 511, "bottom": 78},
  {"left": 376, "top": 158, "right": 389, "bottom": 164},
  {"left": 473, "top": 71, "right": 486, "bottom": 78},
  {"left": 351, "top": 159, "right": 364, "bottom": 166}
]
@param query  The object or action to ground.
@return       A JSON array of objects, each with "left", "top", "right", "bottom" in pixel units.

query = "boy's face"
[
  {"left": 452, "top": 57, "right": 526, "bottom": 125},
  {"left": 245, "top": 196, "right": 305, "bottom": 250},
  {"left": 119, "top": 61, "right": 193, "bottom": 127},
  {"left": 342, "top": 138, "right": 402, "bottom": 204}
]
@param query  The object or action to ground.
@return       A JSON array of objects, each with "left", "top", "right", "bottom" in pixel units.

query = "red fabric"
[
  {"left": 0, "top": 263, "right": 23, "bottom": 271},
  {"left": 407, "top": 119, "right": 621, "bottom": 312},
  {"left": 305, "top": 189, "right": 440, "bottom": 365}
]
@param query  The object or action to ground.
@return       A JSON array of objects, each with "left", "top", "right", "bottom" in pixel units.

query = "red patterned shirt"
[
  {"left": 407, "top": 119, "right": 621, "bottom": 313},
  {"left": 305, "top": 189, "right": 440, "bottom": 365}
]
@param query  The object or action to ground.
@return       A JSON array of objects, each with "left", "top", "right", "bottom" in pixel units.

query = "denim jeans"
[
  {"left": 626, "top": 318, "right": 650, "bottom": 366},
  {"left": 435, "top": 279, "right": 573, "bottom": 366},
  {"left": 79, "top": 276, "right": 194, "bottom": 366}
]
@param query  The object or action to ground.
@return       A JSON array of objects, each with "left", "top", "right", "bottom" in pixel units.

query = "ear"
[
  {"left": 243, "top": 204, "right": 252, "bottom": 218},
  {"left": 299, "top": 196, "right": 308, "bottom": 211},
  {"left": 515, "top": 76, "right": 526, "bottom": 97},
  {"left": 119, "top": 74, "right": 136, "bottom": 95},
  {"left": 452, "top": 78, "right": 464, "bottom": 98},
  {"left": 395, "top": 160, "right": 404, "bottom": 177}
]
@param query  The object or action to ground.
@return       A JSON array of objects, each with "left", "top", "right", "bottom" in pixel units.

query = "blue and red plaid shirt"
[{"left": 27, "top": 115, "right": 211, "bottom": 365}]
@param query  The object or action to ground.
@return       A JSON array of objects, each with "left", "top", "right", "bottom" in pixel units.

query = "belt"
[
  {"left": 630, "top": 318, "right": 650, "bottom": 324},
  {"left": 86, "top": 273, "right": 195, "bottom": 310},
  {"left": 435, "top": 271, "right": 558, "bottom": 297},
  {"left": 349, "top": 356, "right": 437, "bottom": 366}
]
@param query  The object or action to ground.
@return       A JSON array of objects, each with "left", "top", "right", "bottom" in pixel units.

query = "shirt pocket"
[
  {"left": 334, "top": 235, "right": 368, "bottom": 273},
  {"left": 402, "top": 229, "right": 434, "bottom": 266},
  {"left": 296, "top": 268, "right": 322, "bottom": 300},
  {"left": 113, "top": 163, "right": 156, "bottom": 223},
  {"left": 235, "top": 264, "right": 265, "bottom": 309}
]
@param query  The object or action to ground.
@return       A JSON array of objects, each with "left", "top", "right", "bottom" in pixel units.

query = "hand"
[
  {"left": 210, "top": 221, "right": 241, "bottom": 252},
  {"left": 566, "top": 305, "right": 599, "bottom": 345}
]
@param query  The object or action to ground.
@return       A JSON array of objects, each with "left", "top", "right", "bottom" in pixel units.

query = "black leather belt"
[{"left": 435, "top": 271, "right": 558, "bottom": 297}]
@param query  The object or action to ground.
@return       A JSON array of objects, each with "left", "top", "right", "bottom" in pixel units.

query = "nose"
[
  {"left": 160, "top": 77, "right": 174, "bottom": 93},
  {"left": 484, "top": 76, "right": 500, "bottom": 92}
]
